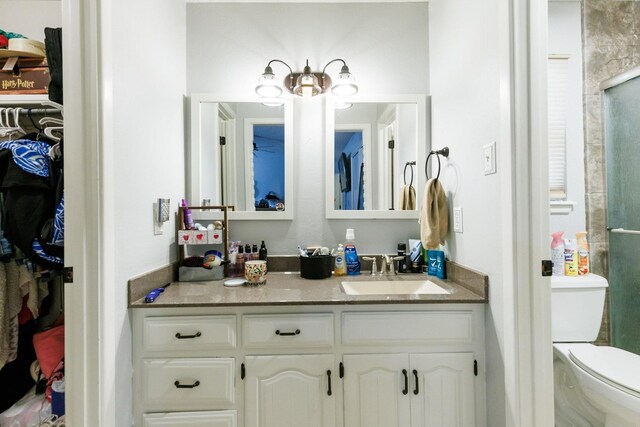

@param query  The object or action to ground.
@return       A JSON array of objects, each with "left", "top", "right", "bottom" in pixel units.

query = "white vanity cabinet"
[
  {"left": 131, "top": 305, "right": 485, "bottom": 427},
  {"left": 343, "top": 353, "right": 475, "bottom": 427},
  {"left": 341, "top": 311, "right": 477, "bottom": 427},
  {"left": 244, "top": 355, "right": 336, "bottom": 427}
]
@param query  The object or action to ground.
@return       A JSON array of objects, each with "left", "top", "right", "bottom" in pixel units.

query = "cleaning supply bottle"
[
  {"left": 576, "top": 232, "right": 590, "bottom": 275},
  {"left": 259, "top": 240, "right": 268, "bottom": 262},
  {"left": 564, "top": 238, "right": 578, "bottom": 277},
  {"left": 334, "top": 244, "right": 347, "bottom": 276},
  {"left": 181, "top": 199, "right": 194, "bottom": 230},
  {"left": 236, "top": 245, "right": 245, "bottom": 277},
  {"left": 344, "top": 229, "right": 361, "bottom": 275},
  {"left": 550, "top": 231, "right": 565, "bottom": 276}
]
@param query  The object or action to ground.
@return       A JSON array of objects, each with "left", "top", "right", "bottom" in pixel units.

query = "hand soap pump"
[
  {"left": 334, "top": 244, "right": 347, "bottom": 276},
  {"left": 344, "top": 228, "right": 361, "bottom": 275}
]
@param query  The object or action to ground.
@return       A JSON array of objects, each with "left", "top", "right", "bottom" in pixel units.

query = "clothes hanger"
[
  {"left": 44, "top": 126, "right": 63, "bottom": 142},
  {"left": 39, "top": 116, "right": 64, "bottom": 126}
]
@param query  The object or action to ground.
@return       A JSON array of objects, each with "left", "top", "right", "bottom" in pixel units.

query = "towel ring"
[
  {"left": 425, "top": 147, "right": 450, "bottom": 181},
  {"left": 404, "top": 161, "right": 415, "bottom": 187}
]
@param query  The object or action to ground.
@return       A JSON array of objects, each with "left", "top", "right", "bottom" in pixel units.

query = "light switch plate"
[
  {"left": 483, "top": 142, "right": 496, "bottom": 175},
  {"left": 453, "top": 207, "right": 463, "bottom": 233}
]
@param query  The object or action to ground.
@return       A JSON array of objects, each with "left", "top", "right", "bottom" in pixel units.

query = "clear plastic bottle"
[
  {"left": 334, "top": 244, "right": 347, "bottom": 276},
  {"left": 236, "top": 245, "right": 245, "bottom": 277},
  {"left": 344, "top": 229, "right": 361, "bottom": 275},
  {"left": 564, "top": 238, "right": 578, "bottom": 277}
]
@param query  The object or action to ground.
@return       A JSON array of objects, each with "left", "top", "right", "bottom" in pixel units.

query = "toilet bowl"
[{"left": 552, "top": 275, "right": 640, "bottom": 427}]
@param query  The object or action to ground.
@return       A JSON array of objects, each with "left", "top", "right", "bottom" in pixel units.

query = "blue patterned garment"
[
  {"left": 52, "top": 194, "right": 64, "bottom": 246},
  {"left": 32, "top": 239, "right": 63, "bottom": 265},
  {"left": 0, "top": 140, "right": 51, "bottom": 177}
]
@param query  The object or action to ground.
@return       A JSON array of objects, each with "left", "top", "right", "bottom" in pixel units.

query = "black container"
[{"left": 300, "top": 255, "right": 333, "bottom": 280}]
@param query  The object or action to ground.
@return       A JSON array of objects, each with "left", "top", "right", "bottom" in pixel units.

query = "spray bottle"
[
  {"left": 576, "top": 232, "right": 590, "bottom": 275},
  {"left": 550, "top": 231, "right": 565, "bottom": 276}
]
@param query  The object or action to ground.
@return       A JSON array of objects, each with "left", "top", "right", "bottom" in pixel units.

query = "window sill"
[{"left": 550, "top": 200, "right": 575, "bottom": 215}]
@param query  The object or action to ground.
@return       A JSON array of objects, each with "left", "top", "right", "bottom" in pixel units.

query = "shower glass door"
[{"left": 604, "top": 75, "right": 640, "bottom": 355}]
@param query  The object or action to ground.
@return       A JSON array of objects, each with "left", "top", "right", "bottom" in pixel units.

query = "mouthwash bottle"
[{"left": 344, "top": 229, "right": 361, "bottom": 275}]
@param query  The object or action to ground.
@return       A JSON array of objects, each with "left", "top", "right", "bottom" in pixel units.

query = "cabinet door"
[
  {"left": 244, "top": 354, "right": 336, "bottom": 427},
  {"left": 410, "top": 353, "right": 476, "bottom": 427},
  {"left": 343, "top": 354, "right": 411, "bottom": 427}
]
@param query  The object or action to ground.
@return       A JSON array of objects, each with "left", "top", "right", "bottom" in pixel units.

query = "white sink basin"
[{"left": 341, "top": 280, "right": 451, "bottom": 296}]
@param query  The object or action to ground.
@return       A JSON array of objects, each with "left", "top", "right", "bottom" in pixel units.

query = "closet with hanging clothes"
[{"left": 0, "top": 4, "right": 66, "bottom": 425}]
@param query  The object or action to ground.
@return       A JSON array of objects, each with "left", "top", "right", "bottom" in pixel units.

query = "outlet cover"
[
  {"left": 453, "top": 207, "right": 463, "bottom": 233},
  {"left": 483, "top": 142, "right": 496, "bottom": 175}
]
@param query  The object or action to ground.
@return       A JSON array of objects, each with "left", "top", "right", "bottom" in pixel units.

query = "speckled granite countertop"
[{"left": 129, "top": 270, "right": 487, "bottom": 308}]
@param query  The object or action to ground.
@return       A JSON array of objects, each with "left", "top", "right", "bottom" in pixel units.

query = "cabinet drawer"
[
  {"left": 342, "top": 311, "right": 473, "bottom": 346},
  {"left": 242, "top": 314, "right": 334, "bottom": 349},
  {"left": 143, "top": 315, "right": 236, "bottom": 352},
  {"left": 142, "top": 358, "right": 234, "bottom": 411},
  {"left": 143, "top": 410, "right": 237, "bottom": 427}
]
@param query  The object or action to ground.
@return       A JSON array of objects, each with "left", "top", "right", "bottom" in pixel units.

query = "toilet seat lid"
[{"left": 570, "top": 345, "right": 640, "bottom": 397}]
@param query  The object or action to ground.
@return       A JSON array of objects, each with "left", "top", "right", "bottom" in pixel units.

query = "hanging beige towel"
[
  {"left": 399, "top": 185, "right": 416, "bottom": 210},
  {"left": 419, "top": 178, "right": 449, "bottom": 250}
]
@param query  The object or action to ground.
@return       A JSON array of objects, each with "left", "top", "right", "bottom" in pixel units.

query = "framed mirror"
[
  {"left": 189, "top": 94, "right": 294, "bottom": 220},
  {"left": 325, "top": 95, "right": 428, "bottom": 219}
]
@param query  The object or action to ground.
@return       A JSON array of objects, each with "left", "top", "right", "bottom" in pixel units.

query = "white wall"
[
  {"left": 187, "top": 3, "right": 429, "bottom": 254},
  {"left": 99, "top": 0, "right": 187, "bottom": 425},
  {"left": 0, "top": 1, "right": 61, "bottom": 42},
  {"left": 548, "top": 1, "right": 586, "bottom": 237},
  {"left": 428, "top": 0, "right": 503, "bottom": 425}
]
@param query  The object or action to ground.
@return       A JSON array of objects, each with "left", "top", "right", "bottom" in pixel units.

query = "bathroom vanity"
[{"left": 129, "top": 272, "right": 487, "bottom": 427}]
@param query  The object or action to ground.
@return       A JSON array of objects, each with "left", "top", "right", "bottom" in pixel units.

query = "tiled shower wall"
[{"left": 583, "top": 0, "right": 640, "bottom": 343}]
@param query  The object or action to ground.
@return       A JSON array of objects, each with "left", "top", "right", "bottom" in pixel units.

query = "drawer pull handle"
[
  {"left": 275, "top": 329, "right": 300, "bottom": 336},
  {"left": 402, "top": 369, "right": 408, "bottom": 395},
  {"left": 175, "top": 332, "right": 202, "bottom": 339},
  {"left": 174, "top": 380, "right": 200, "bottom": 389},
  {"left": 327, "top": 370, "right": 332, "bottom": 396},
  {"left": 413, "top": 369, "right": 419, "bottom": 395}
]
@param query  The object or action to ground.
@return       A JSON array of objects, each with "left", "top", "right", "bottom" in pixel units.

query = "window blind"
[{"left": 548, "top": 56, "right": 569, "bottom": 200}]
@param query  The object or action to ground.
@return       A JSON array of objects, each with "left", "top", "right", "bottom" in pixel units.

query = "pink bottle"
[{"left": 551, "top": 231, "right": 564, "bottom": 276}]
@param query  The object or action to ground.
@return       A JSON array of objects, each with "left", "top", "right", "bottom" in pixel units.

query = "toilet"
[{"left": 552, "top": 274, "right": 640, "bottom": 427}]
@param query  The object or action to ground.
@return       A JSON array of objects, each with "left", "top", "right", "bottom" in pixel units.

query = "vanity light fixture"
[{"left": 255, "top": 58, "right": 358, "bottom": 100}]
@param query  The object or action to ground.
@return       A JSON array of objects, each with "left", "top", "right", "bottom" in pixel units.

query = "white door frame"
[
  {"left": 507, "top": 0, "right": 554, "bottom": 426},
  {"left": 61, "top": 0, "right": 553, "bottom": 425},
  {"left": 62, "top": 0, "right": 102, "bottom": 425}
]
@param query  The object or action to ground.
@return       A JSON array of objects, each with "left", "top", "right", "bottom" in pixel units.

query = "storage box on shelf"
[
  {"left": 177, "top": 205, "right": 234, "bottom": 281},
  {"left": 0, "top": 57, "right": 49, "bottom": 95}
]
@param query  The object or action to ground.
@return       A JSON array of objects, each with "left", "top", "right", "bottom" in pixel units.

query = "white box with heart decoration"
[
  {"left": 208, "top": 229, "right": 223, "bottom": 244},
  {"left": 178, "top": 230, "right": 210, "bottom": 245},
  {"left": 177, "top": 230, "right": 194, "bottom": 245}
]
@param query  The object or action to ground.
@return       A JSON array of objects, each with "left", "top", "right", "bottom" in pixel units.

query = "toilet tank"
[{"left": 552, "top": 274, "right": 608, "bottom": 342}]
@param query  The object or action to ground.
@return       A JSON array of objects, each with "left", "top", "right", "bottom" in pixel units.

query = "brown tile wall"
[{"left": 582, "top": 0, "right": 640, "bottom": 344}]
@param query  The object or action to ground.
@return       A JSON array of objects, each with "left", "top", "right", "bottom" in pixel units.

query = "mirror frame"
[
  {"left": 325, "top": 94, "right": 428, "bottom": 219},
  {"left": 189, "top": 94, "right": 294, "bottom": 220}
]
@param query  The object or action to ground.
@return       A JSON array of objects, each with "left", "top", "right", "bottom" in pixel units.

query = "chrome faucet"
[
  {"left": 382, "top": 255, "right": 405, "bottom": 275},
  {"left": 362, "top": 257, "right": 380, "bottom": 275},
  {"left": 363, "top": 255, "right": 406, "bottom": 276}
]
